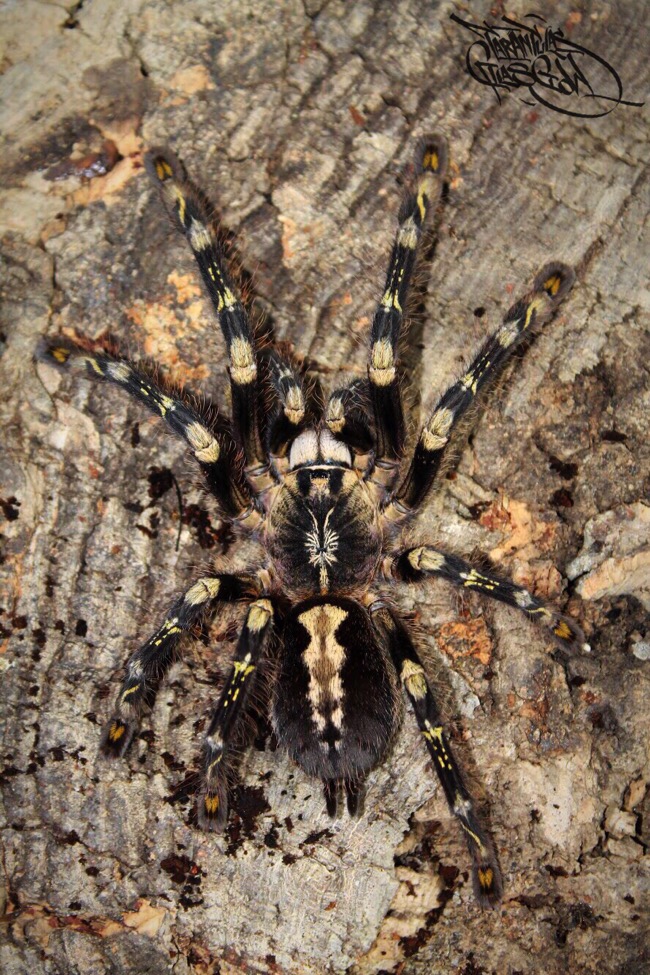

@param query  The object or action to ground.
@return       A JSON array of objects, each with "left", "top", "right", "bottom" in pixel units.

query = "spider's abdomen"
[
  {"left": 272, "top": 597, "right": 401, "bottom": 781},
  {"left": 266, "top": 464, "right": 381, "bottom": 597}
]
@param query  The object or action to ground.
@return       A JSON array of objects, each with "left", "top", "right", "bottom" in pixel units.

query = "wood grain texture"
[{"left": 1, "top": 1, "right": 648, "bottom": 973}]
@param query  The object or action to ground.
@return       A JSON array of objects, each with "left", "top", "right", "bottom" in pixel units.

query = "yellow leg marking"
[
  {"left": 233, "top": 652, "right": 256, "bottom": 678},
  {"left": 554, "top": 620, "right": 572, "bottom": 640},
  {"left": 82, "top": 356, "right": 104, "bottom": 376},
  {"left": 369, "top": 337, "right": 396, "bottom": 386},
  {"left": 155, "top": 159, "right": 173, "bottom": 180},
  {"left": 229, "top": 336, "right": 257, "bottom": 385},
  {"left": 247, "top": 599, "right": 273, "bottom": 633},
  {"left": 195, "top": 441, "right": 220, "bottom": 463},
  {"left": 121, "top": 685, "right": 139, "bottom": 701},
  {"left": 185, "top": 577, "right": 221, "bottom": 606},
  {"left": 400, "top": 659, "right": 427, "bottom": 700},
  {"left": 107, "top": 361, "right": 131, "bottom": 382},
  {"left": 423, "top": 149, "right": 438, "bottom": 171},
  {"left": 174, "top": 187, "right": 187, "bottom": 226},
  {"left": 108, "top": 722, "right": 125, "bottom": 742},
  {"left": 460, "top": 370, "right": 479, "bottom": 395},
  {"left": 422, "top": 720, "right": 453, "bottom": 770},
  {"left": 380, "top": 288, "right": 401, "bottom": 312},
  {"left": 397, "top": 216, "right": 418, "bottom": 249},
  {"left": 524, "top": 296, "right": 544, "bottom": 330},
  {"left": 461, "top": 569, "right": 498, "bottom": 591},
  {"left": 204, "top": 795, "right": 220, "bottom": 815},
  {"left": 478, "top": 867, "right": 494, "bottom": 889},
  {"left": 421, "top": 406, "right": 455, "bottom": 452},
  {"left": 407, "top": 546, "right": 446, "bottom": 573},
  {"left": 52, "top": 346, "right": 71, "bottom": 364},
  {"left": 188, "top": 218, "right": 212, "bottom": 252},
  {"left": 416, "top": 188, "right": 427, "bottom": 222},
  {"left": 460, "top": 820, "right": 485, "bottom": 851},
  {"left": 544, "top": 273, "right": 561, "bottom": 296}
]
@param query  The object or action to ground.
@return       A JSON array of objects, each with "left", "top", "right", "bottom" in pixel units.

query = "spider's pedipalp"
[
  {"left": 391, "top": 262, "right": 575, "bottom": 515},
  {"left": 39, "top": 339, "right": 258, "bottom": 521},
  {"left": 101, "top": 573, "right": 257, "bottom": 758},
  {"left": 199, "top": 598, "right": 274, "bottom": 830},
  {"left": 261, "top": 348, "right": 309, "bottom": 457},
  {"left": 146, "top": 148, "right": 265, "bottom": 467},
  {"left": 393, "top": 546, "right": 586, "bottom": 652},
  {"left": 372, "top": 605, "right": 503, "bottom": 908},
  {"left": 368, "top": 135, "right": 448, "bottom": 469},
  {"left": 325, "top": 379, "right": 374, "bottom": 455}
]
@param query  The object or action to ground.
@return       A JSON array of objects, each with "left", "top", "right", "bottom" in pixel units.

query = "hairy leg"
[
  {"left": 40, "top": 340, "right": 259, "bottom": 523},
  {"left": 372, "top": 604, "right": 502, "bottom": 907},
  {"left": 389, "top": 263, "right": 574, "bottom": 515},
  {"left": 101, "top": 574, "right": 257, "bottom": 757},
  {"left": 391, "top": 545, "right": 587, "bottom": 651},
  {"left": 199, "top": 598, "right": 274, "bottom": 828}
]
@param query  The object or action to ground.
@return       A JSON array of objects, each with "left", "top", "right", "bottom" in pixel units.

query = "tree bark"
[{"left": 1, "top": 1, "right": 648, "bottom": 973}]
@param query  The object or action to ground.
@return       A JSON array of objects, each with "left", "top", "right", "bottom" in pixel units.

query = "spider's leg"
[
  {"left": 392, "top": 545, "right": 587, "bottom": 652},
  {"left": 199, "top": 598, "right": 274, "bottom": 829},
  {"left": 389, "top": 263, "right": 575, "bottom": 516},
  {"left": 325, "top": 379, "right": 374, "bottom": 454},
  {"left": 40, "top": 341, "right": 258, "bottom": 523},
  {"left": 101, "top": 574, "right": 256, "bottom": 757},
  {"left": 368, "top": 136, "right": 447, "bottom": 473},
  {"left": 262, "top": 348, "right": 307, "bottom": 457},
  {"left": 372, "top": 604, "right": 502, "bottom": 908},
  {"left": 146, "top": 149, "right": 265, "bottom": 468}
]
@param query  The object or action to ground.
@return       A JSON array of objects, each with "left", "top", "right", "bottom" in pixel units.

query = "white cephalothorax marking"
[
  {"left": 298, "top": 603, "right": 348, "bottom": 736},
  {"left": 289, "top": 429, "right": 319, "bottom": 468},
  {"left": 289, "top": 427, "right": 352, "bottom": 469},
  {"left": 305, "top": 508, "right": 339, "bottom": 592},
  {"left": 319, "top": 427, "right": 352, "bottom": 466}
]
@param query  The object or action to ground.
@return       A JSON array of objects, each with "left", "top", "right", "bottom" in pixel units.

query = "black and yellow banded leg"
[
  {"left": 39, "top": 339, "right": 257, "bottom": 522},
  {"left": 145, "top": 149, "right": 264, "bottom": 466},
  {"left": 372, "top": 605, "right": 502, "bottom": 907},
  {"left": 393, "top": 546, "right": 587, "bottom": 652},
  {"left": 262, "top": 349, "right": 308, "bottom": 457},
  {"left": 368, "top": 136, "right": 448, "bottom": 465},
  {"left": 391, "top": 263, "right": 575, "bottom": 513},
  {"left": 199, "top": 598, "right": 274, "bottom": 830},
  {"left": 325, "top": 379, "right": 374, "bottom": 454},
  {"left": 101, "top": 574, "right": 256, "bottom": 758}
]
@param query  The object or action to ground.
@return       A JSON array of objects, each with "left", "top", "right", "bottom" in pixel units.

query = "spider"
[{"left": 41, "top": 135, "right": 586, "bottom": 907}]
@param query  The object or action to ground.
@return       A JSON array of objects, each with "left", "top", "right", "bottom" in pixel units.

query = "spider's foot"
[
  {"left": 471, "top": 851, "right": 503, "bottom": 909},
  {"left": 197, "top": 783, "right": 229, "bottom": 831},
  {"left": 533, "top": 261, "right": 575, "bottom": 302},
  {"left": 100, "top": 716, "right": 137, "bottom": 758},
  {"left": 550, "top": 611, "right": 589, "bottom": 653},
  {"left": 36, "top": 336, "right": 76, "bottom": 368},
  {"left": 526, "top": 606, "right": 587, "bottom": 653},
  {"left": 418, "top": 132, "right": 448, "bottom": 178}
]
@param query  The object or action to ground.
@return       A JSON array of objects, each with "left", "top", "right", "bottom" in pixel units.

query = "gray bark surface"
[{"left": 1, "top": 1, "right": 648, "bottom": 973}]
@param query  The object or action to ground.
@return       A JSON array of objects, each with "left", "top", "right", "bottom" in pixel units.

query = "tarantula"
[{"left": 41, "top": 135, "right": 585, "bottom": 906}]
